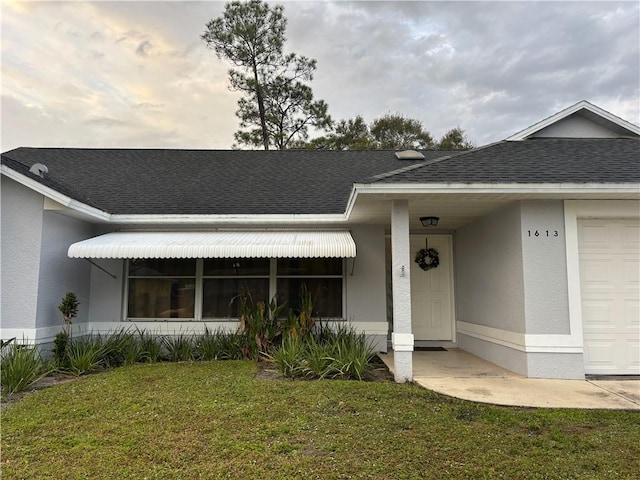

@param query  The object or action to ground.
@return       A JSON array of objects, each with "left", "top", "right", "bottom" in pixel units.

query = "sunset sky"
[{"left": 2, "top": 0, "right": 638, "bottom": 151}]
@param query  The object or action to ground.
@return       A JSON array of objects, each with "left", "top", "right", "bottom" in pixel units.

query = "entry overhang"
[{"left": 68, "top": 230, "right": 356, "bottom": 259}]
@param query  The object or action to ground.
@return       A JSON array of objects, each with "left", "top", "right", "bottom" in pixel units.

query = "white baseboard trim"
[
  {"left": 456, "top": 321, "right": 583, "bottom": 354},
  {"left": 2, "top": 320, "right": 390, "bottom": 344}
]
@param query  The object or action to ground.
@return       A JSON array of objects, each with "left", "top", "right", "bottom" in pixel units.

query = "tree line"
[{"left": 202, "top": 0, "right": 474, "bottom": 151}]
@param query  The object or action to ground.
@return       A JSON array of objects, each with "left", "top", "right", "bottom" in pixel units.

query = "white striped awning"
[{"left": 68, "top": 231, "right": 356, "bottom": 259}]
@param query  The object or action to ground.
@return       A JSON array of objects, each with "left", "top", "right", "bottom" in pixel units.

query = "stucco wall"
[
  {"left": 1, "top": 177, "right": 44, "bottom": 333},
  {"left": 520, "top": 200, "right": 570, "bottom": 334},
  {"left": 345, "top": 224, "right": 388, "bottom": 351},
  {"left": 454, "top": 202, "right": 526, "bottom": 333},
  {"left": 35, "top": 211, "right": 93, "bottom": 331},
  {"left": 87, "top": 259, "right": 125, "bottom": 325}
]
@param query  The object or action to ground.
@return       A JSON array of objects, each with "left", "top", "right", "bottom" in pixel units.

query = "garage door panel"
[
  {"left": 625, "top": 299, "right": 640, "bottom": 327},
  {"left": 622, "top": 224, "right": 640, "bottom": 249},
  {"left": 623, "top": 260, "right": 640, "bottom": 288},
  {"left": 580, "top": 259, "right": 618, "bottom": 290},
  {"left": 579, "top": 218, "right": 640, "bottom": 375},
  {"left": 583, "top": 338, "right": 618, "bottom": 372},
  {"left": 582, "top": 299, "right": 613, "bottom": 327},
  {"left": 579, "top": 222, "right": 611, "bottom": 250}
]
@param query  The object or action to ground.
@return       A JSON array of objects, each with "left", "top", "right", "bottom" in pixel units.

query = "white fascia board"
[
  {"left": 506, "top": 100, "right": 640, "bottom": 141},
  {"left": 350, "top": 182, "right": 640, "bottom": 195},
  {"left": 109, "top": 213, "right": 348, "bottom": 225},
  {"left": 1, "top": 164, "right": 111, "bottom": 222},
  {"left": 344, "top": 182, "right": 640, "bottom": 220}
]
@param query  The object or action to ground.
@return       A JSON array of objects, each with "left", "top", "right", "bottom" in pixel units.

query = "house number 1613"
[{"left": 527, "top": 230, "right": 559, "bottom": 237}]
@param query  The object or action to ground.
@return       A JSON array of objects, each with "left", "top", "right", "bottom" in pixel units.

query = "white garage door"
[{"left": 579, "top": 218, "right": 640, "bottom": 375}]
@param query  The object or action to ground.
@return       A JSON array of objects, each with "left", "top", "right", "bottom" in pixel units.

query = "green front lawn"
[{"left": 2, "top": 361, "right": 639, "bottom": 479}]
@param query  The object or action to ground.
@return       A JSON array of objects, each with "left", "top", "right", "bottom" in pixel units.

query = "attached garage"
[{"left": 579, "top": 218, "right": 640, "bottom": 375}]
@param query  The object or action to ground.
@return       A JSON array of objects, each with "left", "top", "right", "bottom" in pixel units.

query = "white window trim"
[{"left": 124, "top": 258, "right": 346, "bottom": 321}]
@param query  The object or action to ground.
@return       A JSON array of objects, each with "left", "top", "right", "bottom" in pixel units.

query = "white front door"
[
  {"left": 410, "top": 235, "right": 454, "bottom": 341},
  {"left": 579, "top": 218, "right": 640, "bottom": 375}
]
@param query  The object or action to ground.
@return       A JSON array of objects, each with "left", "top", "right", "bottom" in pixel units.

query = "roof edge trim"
[
  {"left": 1, "top": 164, "right": 111, "bottom": 222},
  {"left": 109, "top": 213, "right": 348, "bottom": 225},
  {"left": 351, "top": 182, "right": 640, "bottom": 195}
]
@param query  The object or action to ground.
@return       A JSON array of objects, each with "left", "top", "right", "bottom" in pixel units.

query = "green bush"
[
  {"left": 239, "top": 296, "right": 287, "bottom": 359},
  {"left": 216, "top": 331, "right": 245, "bottom": 360},
  {"left": 139, "top": 331, "right": 163, "bottom": 363},
  {"left": 268, "top": 336, "right": 307, "bottom": 378},
  {"left": 303, "top": 335, "right": 334, "bottom": 378},
  {"left": 52, "top": 331, "right": 70, "bottom": 369},
  {"left": 1, "top": 342, "right": 49, "bottom": 394},
  {"left": 163, "top": 334, "right": 194, "bottom": 362},
  {"left": 269, "top": 323, "right": 377, "bottom": 381},
  {"left": 66, "top": 335, "right": 108, "bottom": 376},
  {"left": 324, "top": 327, "right": 375, "bottom": 380}
]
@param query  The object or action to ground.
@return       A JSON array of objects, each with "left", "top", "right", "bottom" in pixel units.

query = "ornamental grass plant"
[
  {"left": 268, "top": 323, "right": 377, "bottom": 380},
  {"left": 0, "top": 341, "right": 50, "bottom": 394}
]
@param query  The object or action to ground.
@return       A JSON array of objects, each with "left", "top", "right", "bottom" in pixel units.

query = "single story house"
[{"left": 1, "top": 100, "right": 639, "bottom": 381}]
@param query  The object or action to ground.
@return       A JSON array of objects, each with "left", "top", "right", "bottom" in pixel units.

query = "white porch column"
[{"left": 391, "top": 199, "right": 413, "bottom": 382}]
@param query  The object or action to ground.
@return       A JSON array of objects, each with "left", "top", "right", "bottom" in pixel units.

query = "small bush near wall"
[
  {"left": 268, "top": 324, "right": 377, "bottom": 381},
  {"left": 1, "top": 340, "right": 50, "bottom": 394}
]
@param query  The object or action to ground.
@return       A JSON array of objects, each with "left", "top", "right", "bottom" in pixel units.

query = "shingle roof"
[
  {"left": 0, "top": 148, "right": 453, "bottom": 215},
  {"left": 368, "top": 138, "right": 640, "bottom": 184},
  {"left": 1, "top": 139, "right": 637, "bottom": 216}
]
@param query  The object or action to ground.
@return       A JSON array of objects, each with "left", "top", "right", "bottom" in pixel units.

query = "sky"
[{"left": 1, "top": 0, "right": 639, "bottom": 152}]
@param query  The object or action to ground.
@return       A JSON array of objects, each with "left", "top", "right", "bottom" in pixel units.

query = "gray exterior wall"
[
  {"left": 455, "top": 200, "right": 582, "bottom": 379},
  {"left": 454, "top": 202, "right": 526, "bottom": 333},
  {"left": 346, "top": 224, "right": 388, "bottom": 351},
  {"left": 1, "top": 177, "right": 44, "bottom": 333},
  {"left": 520, "top": 200, "right": 570, "bottom": 335},
  {"left": 36, "top": 211, "right": 93, "bottom": 331},
  {"left": 87, "top": 259, "right": 124, "bottom": 326}
]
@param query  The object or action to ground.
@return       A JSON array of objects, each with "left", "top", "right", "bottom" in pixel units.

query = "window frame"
[{"left": 124, "top": 258, "right": 345, "bottom": 321}]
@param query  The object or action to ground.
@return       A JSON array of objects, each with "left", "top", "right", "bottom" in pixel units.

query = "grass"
[{"left": 2, "top": 362, "right": 639, "bottom": 480}]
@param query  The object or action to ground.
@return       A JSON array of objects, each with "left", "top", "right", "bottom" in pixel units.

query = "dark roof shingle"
[{"left": 2, "top": 139, "right": 637, "bottom": 216}]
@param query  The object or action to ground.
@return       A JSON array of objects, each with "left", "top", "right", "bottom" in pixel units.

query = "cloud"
[
  {"left": 135, "top": 40, "right": 152, "bottom": 57},
  {"left": 0, "top": 0, "right": 637, "bottom": 151}
]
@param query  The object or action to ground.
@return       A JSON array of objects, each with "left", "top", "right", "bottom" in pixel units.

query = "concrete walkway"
[{"left": 379, "top": 349, "right": 640, "bottom": 409}]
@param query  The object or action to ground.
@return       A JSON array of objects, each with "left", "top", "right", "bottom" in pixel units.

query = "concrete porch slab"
[{"left": 379, "top": 349, "right": 640, "bottom": 410}]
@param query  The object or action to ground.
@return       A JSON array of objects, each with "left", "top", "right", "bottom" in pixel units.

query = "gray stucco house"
[{"left": 2, "top": 100, "right": 639, "bottom": 381}]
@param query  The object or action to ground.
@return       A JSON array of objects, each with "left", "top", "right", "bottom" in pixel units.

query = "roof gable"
[{"left": 506, "top": 100, "right": 640, "bottom": 141}]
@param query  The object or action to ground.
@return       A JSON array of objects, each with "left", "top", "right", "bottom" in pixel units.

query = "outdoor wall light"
[{"left": 420, "top": 216, "right": 440, "bottom": 227}]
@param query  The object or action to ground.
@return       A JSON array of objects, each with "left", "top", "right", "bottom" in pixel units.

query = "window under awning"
[{"left": 67, "top": 231, "right": 357, "bottom": 259}]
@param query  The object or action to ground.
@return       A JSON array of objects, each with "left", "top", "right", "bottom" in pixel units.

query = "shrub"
[
  {"left": 216, "top": 331, "right": 245, "bottom": 360},
  {"left": 1, "top": 342, "right": 48, "bottom": 394},
  {"left": 52, "top": 331, "right": 70, "bottom": 369},
  {"left": 303, "top": 335, "right": 334, "bottom": 378},
  {"left": 66, "top": 335, "right": 108, "bottom": 376},
  {"left": 58, "top": 292, "right": 79, "bottom": 336},
  {"left": 239, "top": 296, "right": 287, "bottom": 359},
  {"left": 282, "top": 285, "right": 315, "bottom": 342},
  {"left": 102, "top": 329, "right": 137, "bottom": 367},
  {"left": 139, "top": 331, "right": 163, "bottom": 363},
  {"left": 194, "top": 328, "right": 222, "bottom": 361},
  {"left": 269, "top": 323, "right": 377, "bottom": 381},
  {"left": 163, "top": 334, "right": 194, "bottom": 362},
  {"left": 268, "top": 337, "right": 307, "bottom": 378},
  {"left": 324, "top": 327, "right": 375, "bottom": 380}
]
